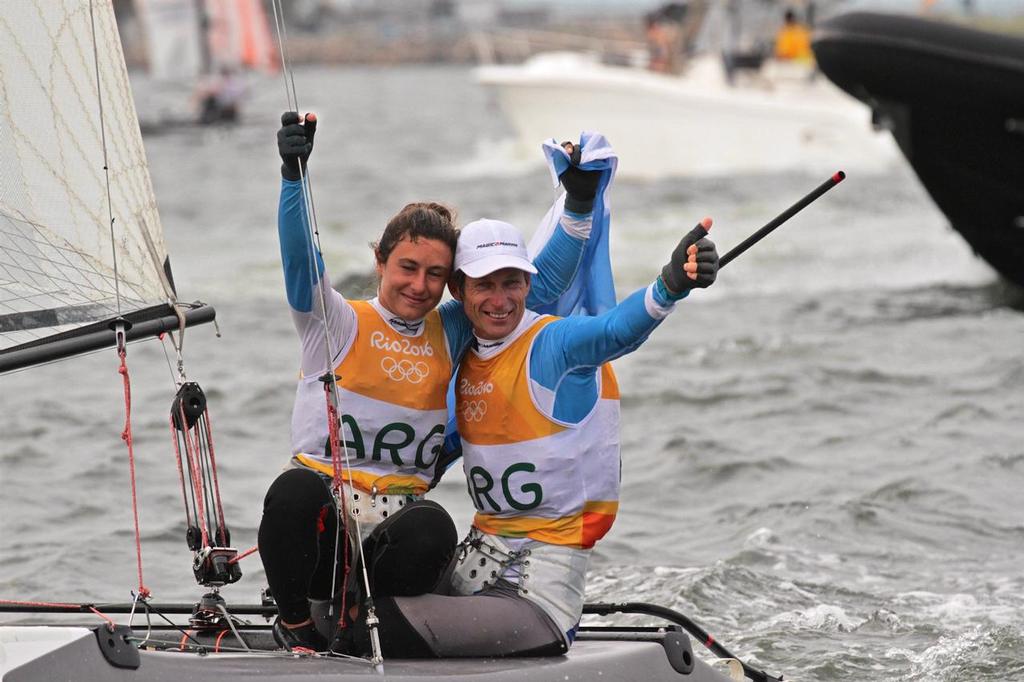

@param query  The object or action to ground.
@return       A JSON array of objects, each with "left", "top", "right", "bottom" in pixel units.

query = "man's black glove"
[
  {"left": 660, "top": 220, "right": 719, "bottom": 296},
  {"left": 558, "top": 142, "right": 601, "bottom": 214},
  {"left": 278, "top": 111, "right": 316, "bottom": 181}
]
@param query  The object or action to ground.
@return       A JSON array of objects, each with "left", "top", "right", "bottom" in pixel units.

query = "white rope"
[
  {"left": 216, "top": 602, "right": 253, "bottom": 652},
  {"left": 268, "top": 1, "right": 380, "bottom": 666}
]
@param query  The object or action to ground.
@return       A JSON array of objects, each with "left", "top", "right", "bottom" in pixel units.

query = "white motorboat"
[{"left": 476, "top": 50, "right": 900, "bottom": 179}]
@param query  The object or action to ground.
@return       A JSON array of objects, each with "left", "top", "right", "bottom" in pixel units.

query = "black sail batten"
[
  {"left": 164, "top": 255, "right": 178, "bottom": 297},
  {"left": 0, "top": 303, "right": 216, "bottom": 374},
  {"left": 0, "top": 303, "right": 121, "bottom": 333}
]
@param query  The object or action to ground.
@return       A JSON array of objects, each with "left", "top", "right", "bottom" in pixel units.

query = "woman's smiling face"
[{"left": 375, "top": 236, "right": 453, "bottom": 320}]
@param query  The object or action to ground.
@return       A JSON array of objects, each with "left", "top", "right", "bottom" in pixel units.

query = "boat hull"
[
  {"left": 813, "top": 11, "right": 1024, "bottom": 287},
  {"left": 477, "top": 53, "right": 897, "bottom": 178},
  {"left": 1, "top": 624, "right": 736, "bottom": 681}
]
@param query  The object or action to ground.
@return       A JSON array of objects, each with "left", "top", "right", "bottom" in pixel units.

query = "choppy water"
[{"left": 2, "top": 66, "right": 1023, "bottom": 681}]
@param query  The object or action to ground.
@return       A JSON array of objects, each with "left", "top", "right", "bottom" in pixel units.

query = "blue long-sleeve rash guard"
[
  {"left": 525, "top": 281, "right": 684, "bottom": 424},
  {"left": 277, "top": 178, "right": 588, "bottom": 364}
]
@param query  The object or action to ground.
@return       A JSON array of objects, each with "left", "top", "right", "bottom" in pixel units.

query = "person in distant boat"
[
  {"left": 773, "top": 8, "right": 814, "bottom": 63},
  {"left": 645, "top": 3, "right": 688, "bottom": 74},
  {"left": 259, "top": 111, "right": 605, "bottom": 652},
  {"left": 194, "top": 65, "right": 246, "bottom": 125},
  {"left": 332, "top": 210, "right": 719, "bottom": 658}
]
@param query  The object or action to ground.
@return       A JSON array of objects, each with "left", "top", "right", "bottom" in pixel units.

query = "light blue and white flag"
[{"left": 528, "top": 131, "right": 619, "bottom": 317}]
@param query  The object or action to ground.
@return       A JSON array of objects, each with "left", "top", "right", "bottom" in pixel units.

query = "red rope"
[
  {"left": 89, "top": 606, "right": 117, "bottom": 631},
  {"left": 202, "top": 412, "right": 229, "bottom": 543},
  {"left": 228, "top": 545, "right": 259, "bottom": 564},
  {"left": 0, "top": 600, "right": 117, "bottom": 630},
  {"left": 325, "top": 389, "right": 344, "bottom": 496},
  {"left": 118, "top": 348, "right": 150, "bottom": 600},
  {"left": 323, "top": 382, "right": 351, "bottom": 627},
  {"left": 0, "top": 599, "right": 80, "bottom": 608},
  {"left": 214, "top": 629, "right": 229, "bottom": 652},
  {"left": 181, "top": 403, "right": 211, "bottom": 549},
  {"left": 169, "top": 416, "right": 194, "bottom": 535}
]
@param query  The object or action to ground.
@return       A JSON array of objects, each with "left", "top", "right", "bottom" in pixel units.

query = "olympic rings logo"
[
  {"left": 463, "top": 400, "right": 488, "bottom": 422},
  {"left": 381, "top": 356, "right": 430, "bottom": 383}
]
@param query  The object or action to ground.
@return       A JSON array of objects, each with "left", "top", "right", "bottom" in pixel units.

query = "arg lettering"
[
  {"left": 468, "top": 463, "right": 542, "bottom": 512},
  {"left": 326, "top": 415, "right": 443, "bottom": 470}
]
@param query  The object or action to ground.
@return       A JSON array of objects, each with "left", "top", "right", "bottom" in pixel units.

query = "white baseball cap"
[{"left": 454, "top": 219, "right": 538, "bottom": 278}]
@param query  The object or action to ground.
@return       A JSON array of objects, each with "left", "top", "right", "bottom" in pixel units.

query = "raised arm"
[
  {"left": 438, "top": 147, "right": 600, "bottom": 361},
  {"left": 525, "top": 214, "right": 588, "bottom": 307},
  {"left": 277, "top": 112, "right": 355, "bottom": 375},
  {"left": 531, "top": 219, "right": 718, "bottom": 379},
  {"left": 278, "top": 178, "right": 325, "bottom": 313},
  {"left": 527, "top": 145, "right": 602, "bottom": 306}
]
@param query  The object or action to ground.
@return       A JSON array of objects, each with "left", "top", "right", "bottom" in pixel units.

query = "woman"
[{"left": 259, "top": 112, "right": 603, "bottom": 651}]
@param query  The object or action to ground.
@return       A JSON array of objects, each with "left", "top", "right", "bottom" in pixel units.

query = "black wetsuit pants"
[
  {"left": 258, "top": 467, "right": 348, "bottom": 623},
  {"left": 259, "top": 467, "right": 566, "bottom": 657}
]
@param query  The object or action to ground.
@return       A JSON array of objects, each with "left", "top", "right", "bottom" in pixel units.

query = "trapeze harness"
[{"left": 451, "top": 314, "right": 621, "bottom": 643}]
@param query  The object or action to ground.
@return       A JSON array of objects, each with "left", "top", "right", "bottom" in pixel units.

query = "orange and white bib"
[
  {"left": 456, "top": 316, "right": 620, "bottom": 549},
  {"left": 293, "top": 300, "right": 451, "bottom": 495}
]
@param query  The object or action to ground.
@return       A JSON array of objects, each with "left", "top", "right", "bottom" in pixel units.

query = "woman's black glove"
[
  {"left": 278, "top": 111, "right": 316, "bottom": 181},
  {"left": 558, "top": 142, "right": 601, "bottom": 214},
  {"left": 660, "top": 219, "right": 719, "bottom": 296}
]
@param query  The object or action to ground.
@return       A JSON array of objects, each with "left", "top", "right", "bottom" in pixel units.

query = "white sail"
[{"left": 0, "top": 1, "right": 176, "bottom": 357}]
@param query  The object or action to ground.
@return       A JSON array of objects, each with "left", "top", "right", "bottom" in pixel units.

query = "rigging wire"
[
  {"left": 87, "top": 0, "right": 123, "bottom": 318},
  {"left": 216, "top": 602, "right": 253, "bottom": 652},
  {"left": 87, "top": 0, "right": 149, "bottom": 601},
  {"left": 269, "top": 1, "right": 381, "bottom": 666}
]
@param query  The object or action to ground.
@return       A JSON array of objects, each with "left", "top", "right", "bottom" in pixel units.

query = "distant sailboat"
[
  {"left": 134, "top": 0, "right": 277, "bottom": 130},
  {"left": 0, "top": 2, "right": 214, "bottom": 371}
]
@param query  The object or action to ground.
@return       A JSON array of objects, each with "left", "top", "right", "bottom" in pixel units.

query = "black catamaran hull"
[{"left": 812, "top": 11, "right": 1024, "bottom": 287}]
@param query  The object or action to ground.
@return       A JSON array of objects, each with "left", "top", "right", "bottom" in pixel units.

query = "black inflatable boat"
[{"left": 812, "top": 11, "right": 1024, "bottom": 287}]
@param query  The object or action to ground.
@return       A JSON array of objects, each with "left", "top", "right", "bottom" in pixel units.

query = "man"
[
  {"left": 774, "top": 8, "right": 813, "bottom": 62},
  {"left": 333, "top": 212, "right": 718, "bottom": 657}
]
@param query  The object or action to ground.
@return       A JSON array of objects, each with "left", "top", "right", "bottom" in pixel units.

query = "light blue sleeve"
[
  {"left": 527, "top": 218, "right": 587, "bottom": 307},
  {"left": 279, "top": 178, "right": 325, "bottom": 312},
  {"left": 528, "top": 281, "right": 681, "bottom": 422}
]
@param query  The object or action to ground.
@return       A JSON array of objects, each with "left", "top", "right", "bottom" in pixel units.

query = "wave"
[{"left": 903, "top": 624, "right": 1024, "bottom": 682}]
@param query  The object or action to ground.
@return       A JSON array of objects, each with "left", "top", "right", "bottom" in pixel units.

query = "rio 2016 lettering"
[
  {"left": 328, "top": 415, "right": 445, "bottom": 470},
  {"left": 458, "top": 378, "right": 493, "bottom": 396},
  {"left": 468, "top": 463, "right": 543, "bottom": 512},
  {"left": 369, "top": 330, "right": 434, "bottom": 357}
]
